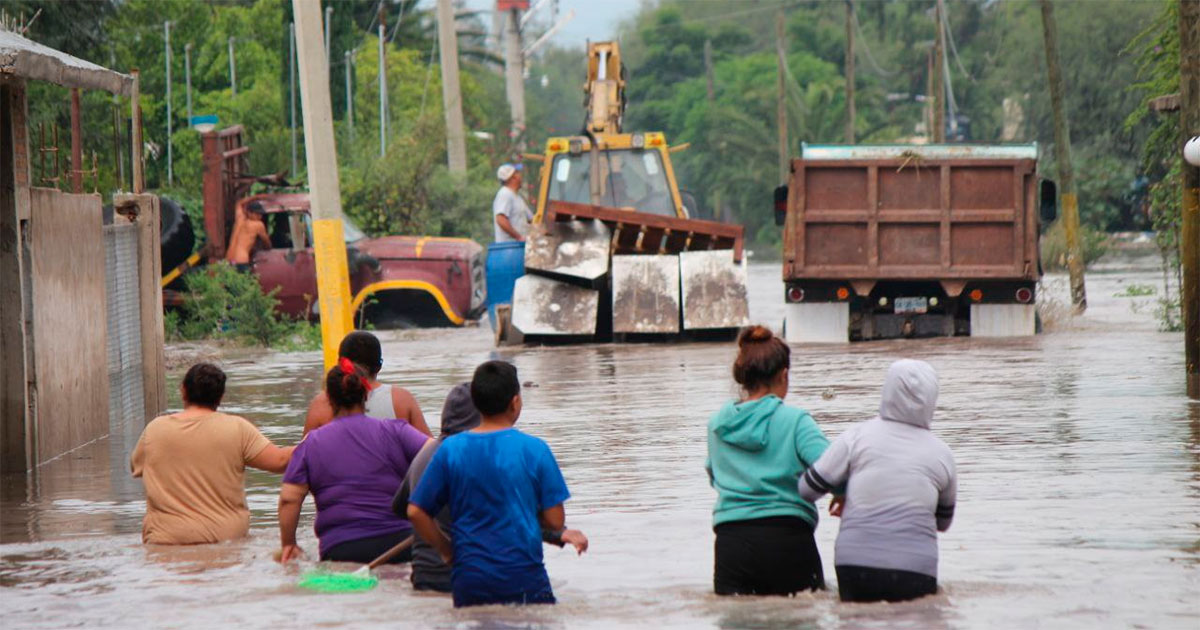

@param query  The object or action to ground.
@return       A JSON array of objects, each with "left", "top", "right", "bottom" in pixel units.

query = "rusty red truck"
[
  {"left": 161, "top": 126, "right": 485, "bottom": 327},
  {"left": 775, "top": 144, "right": 1057, "bottom": 342}
]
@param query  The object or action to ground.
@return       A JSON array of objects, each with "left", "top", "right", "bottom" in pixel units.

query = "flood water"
[{"left": 2, "top": 253, "right": 1198, "bottom": 629}]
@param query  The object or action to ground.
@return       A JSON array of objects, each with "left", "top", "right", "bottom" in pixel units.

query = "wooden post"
[
  {"left": 293, "top": 0, "right": 353, "bottom": 371},
  {"left": 1039, "top": 0, "right": 1087, "bottom": 313},
  {"left": 933, "top": 0, "right": 945, "bottom": 143},
  {"left": 704, "top": 39, "right": 715, "bottom": 102},
  {"left": 1180, "top": 0, "right": 1199, "bottom": 399},
  {"left": 438, "top": 0, "right": 468, "bottom": 172},
  {"left": 1, "top": 80, "right": 31, "bottom": 473},
  {"left": 70, "top": 88, "right": 82, "bottom": 193},
  {"left": 776, "top": 12, "right": 788, "bottom": 186},
  {"left": 845, "top": 0, "right": 855, "bottom": 144},
  {"left": 130, "top": 69, "right": 144, "bottom": 194}
]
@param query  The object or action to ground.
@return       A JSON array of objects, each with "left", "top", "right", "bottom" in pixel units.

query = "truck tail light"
[
  {"left": 969, "top": 289, "right": 983, "bottom": 302},
  {"left": 836, "top": 287, "right": 850, "bottom": 300},
  {"left": 1015, "top": 287, "right": 1033, "bottom": 303},
  {"left": 788, "top": 287, "right": 804, "bottom": 302}
]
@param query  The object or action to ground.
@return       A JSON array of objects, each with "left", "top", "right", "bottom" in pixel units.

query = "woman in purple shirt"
[{"left": 278, "top": 358, "right": 431, "bottom": 564}]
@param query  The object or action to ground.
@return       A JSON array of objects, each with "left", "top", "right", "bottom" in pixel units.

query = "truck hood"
[{"left": 351, "top": 235, "right": 482, "bottom": 261}]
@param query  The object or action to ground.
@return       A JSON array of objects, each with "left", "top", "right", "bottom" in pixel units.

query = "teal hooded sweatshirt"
[{"left": 706, "top": 395, "right": 830, "bottom": 527}]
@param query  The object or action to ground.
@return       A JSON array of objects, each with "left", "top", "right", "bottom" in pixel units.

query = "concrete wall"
[{"left": 29, "top": 188, "right": 109, "bottom": 463}]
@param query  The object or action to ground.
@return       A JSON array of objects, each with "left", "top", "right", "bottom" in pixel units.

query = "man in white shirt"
[{"left": 493, "top": 163, "right": 533, "bottom": 242}]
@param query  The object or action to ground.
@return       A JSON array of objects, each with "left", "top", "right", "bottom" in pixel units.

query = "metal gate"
[{"left": 104, "top": 220, "right": 144, "bottom": 432}]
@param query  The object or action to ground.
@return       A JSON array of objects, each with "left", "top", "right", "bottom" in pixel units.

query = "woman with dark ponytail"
[
  {"left": 705, "top": 325, "right": 831, "bottom": 595},
  {"left": 277, "top": 359, "right": 431, "bottom": 564}
]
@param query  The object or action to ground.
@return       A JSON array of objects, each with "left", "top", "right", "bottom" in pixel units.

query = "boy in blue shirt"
[{"left": 408, "top": 361, "right": 584, "bottom": 607}]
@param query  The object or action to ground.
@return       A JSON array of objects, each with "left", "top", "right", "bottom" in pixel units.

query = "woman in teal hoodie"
[{"left": 706, "top": 325, "right": 831, "bottom": 595}]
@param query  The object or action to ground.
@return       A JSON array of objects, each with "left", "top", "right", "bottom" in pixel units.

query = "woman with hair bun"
[
  {"left": 705, "top": 325, "right": 831, "bottom": 596},
  {"left": 277, "top": 359, "right": 431, "bottom": 564}
]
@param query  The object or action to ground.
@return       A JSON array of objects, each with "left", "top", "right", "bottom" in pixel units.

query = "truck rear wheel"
[{"left": 784, "top": 303, "right": 850, "bottom": 343}]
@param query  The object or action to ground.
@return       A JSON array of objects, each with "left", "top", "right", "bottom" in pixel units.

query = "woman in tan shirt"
[{"left": 132, "top": 363, "right": 293, "bottom": 544}]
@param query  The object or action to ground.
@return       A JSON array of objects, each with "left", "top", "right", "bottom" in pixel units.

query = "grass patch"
[
  {"left": 1113, "top": 283, "right": 1156, "bottom": 297},
  {"left": 166, "top": 263, "right": 321, "bottom": 351}
]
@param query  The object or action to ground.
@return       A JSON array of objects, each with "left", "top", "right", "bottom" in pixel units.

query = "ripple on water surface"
[{"left": 1, "top": 259, "right": 1197, "bottom": 629}]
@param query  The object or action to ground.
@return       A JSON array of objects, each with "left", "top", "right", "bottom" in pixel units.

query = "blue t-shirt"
[{"left": 410, "top": 428, "right": 570, "bottom": 607}]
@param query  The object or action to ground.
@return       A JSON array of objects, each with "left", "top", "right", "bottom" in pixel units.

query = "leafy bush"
[
  {"left": 1039, "top": 219, "right": 1110, "bottom": 271},
  {"left": 167, "top": 263, "right": 319, "bottom": 350}
]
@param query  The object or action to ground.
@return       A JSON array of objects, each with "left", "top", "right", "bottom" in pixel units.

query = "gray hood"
[
  {"left": 440, "top": 382, "right": 481, "bottom": 437},
  {"left": 879, "top": 359, "right": 939, "bottom": 429}
]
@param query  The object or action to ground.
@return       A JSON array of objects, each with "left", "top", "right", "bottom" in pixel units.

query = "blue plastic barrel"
[{"left": 485, "top": 241, "right": 525, "bottom": 330}]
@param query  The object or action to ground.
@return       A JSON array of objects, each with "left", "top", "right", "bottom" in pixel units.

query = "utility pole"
[
  {"left": 324, "top": 4, "right": 333, "bottom": 69},
  {"left": 292, "top": 0, "right": 354, "bottom": 371},
  {"left": 184, "top": 43, "right": 193, "bottom": 123},
  {"left": 228, "top": 36, "right": 237, "bottom": 96},
  {"left": 438, "top": 0, "right": 468, "bottom": 173},
  {"left": 290, "top": 22, "right": 298, "bottom": 177},
  {"left": 504, "top": 7, "right": 526, "bottom": 150},
  {"left": 131, "top": 69, "right": 145, "bottom": 193},
  {"left": 845, "top": 0, "right": 855, "bottom": 143},
  {"left": 165, "top": 21, "right": 173, "bottom": 185},
  {"left": 704, "top": 39, "right": 715, "bottom": 102},
  {"left": 1039, "top": 0, "right": 1087, "bottom": 313},
  {"left": 932, "top": 0, "right": 945, "bottom": 143},
  {"left": 926, "top": 47, "right": 934, "bottom": 138},
  {"left": 111, "top": 49, "right": 124, "bottom": 189},
  {"left": 345, "top": 50, "right": 354, "bottom": 145},
  {"left": 1179, "top": 0, "right": 1199, "bottom": 399},
  {"left": 378, "top": 20, "right": 387, "bottom": 157},
  {"left": 775, "top": 12, "right": 788, "bottom": 186}
]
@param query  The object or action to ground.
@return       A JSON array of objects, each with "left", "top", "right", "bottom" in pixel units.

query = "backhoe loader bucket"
[
  {"left": 612, "top": 255, "right": 681, "bottom": 334},
  {"left": 680, "top": 250, "right": 750, "bottom": 330},
  {"left": 511, "top": 274, "right": 599, "bottom": 337},
  {"left": 524, "top": 219, "right": 611, "bottom": 285}
]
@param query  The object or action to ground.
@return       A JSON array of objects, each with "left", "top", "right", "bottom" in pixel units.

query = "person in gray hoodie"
[
  {"left": 392, "top": 383, "right": 588, "bottom": 592},
  {"left": 798, "top": 359, "right": 957, "bottom": 603}
]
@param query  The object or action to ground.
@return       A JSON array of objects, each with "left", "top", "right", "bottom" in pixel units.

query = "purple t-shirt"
[{"left": 283, "top": 414, "right": 429, "bottom": 556}]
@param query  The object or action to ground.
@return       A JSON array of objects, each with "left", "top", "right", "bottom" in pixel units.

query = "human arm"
[
  {"left": 277, "top": 482, "right": 308, "bottom": 563},
  {"left": 495, "top": 214, "right": 524, "bottom": 241},
  {"left": 254, "top": 222, "right": 271, "bottom": 249},
  {"left": 936, "top": 457, "right": 957, "bottom": 532},
  {"left": 538, "top": 504, "right": 588, "bottom": 555},
  {"left": 392, "top": 387, "right": 431, "bottom": 437},
  {"left": 130, "top": 429, "right": 147, "bottom": 477},
  {"left": 798, "top": 431, "right": 852, "bottom": 504},
  {"left": 408, "top": 503, "right": 452, "bottom": 563},
  {"left": 247, "top": 444, "right": 294, "bottom": 474},
  {"left": 303, "top": 392, "right": 334, "bottom": 436}
]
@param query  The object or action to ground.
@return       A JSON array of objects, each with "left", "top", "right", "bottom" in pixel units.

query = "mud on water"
[{"left": 1, "top": 253, "right": 1197, "bottom": 629}]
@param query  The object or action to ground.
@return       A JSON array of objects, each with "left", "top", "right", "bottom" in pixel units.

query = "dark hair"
[
  {"left": 732, "top": 325, "right": 790, "bottom": 392},
  {"left": 339, "top": 331, "right": 383, "bottom": 376},
  {"left": 470, "top": 360, "right": 520, "bottom": 416},
  {"left": 246, "top": 200, "right": 266, "bottom": 216},
  {"left": 326, "top": 360, "right": 370, "bottom": 414},
  {"left": 182, "top": 362, "right": 226, "bottom": 409}
]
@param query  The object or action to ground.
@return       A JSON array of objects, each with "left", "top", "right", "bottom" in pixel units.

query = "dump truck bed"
[{"left": 783, "top": 144, "right": 1040, "bottom": 286}]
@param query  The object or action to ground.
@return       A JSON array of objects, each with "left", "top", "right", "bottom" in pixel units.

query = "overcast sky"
[{"left": 455, "top": 0, "right": 647, "bottom": 47}]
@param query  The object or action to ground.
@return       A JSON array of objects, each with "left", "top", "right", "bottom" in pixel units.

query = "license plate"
[{"left": 895, "top": 297, "right": 928, "bottom": 314}]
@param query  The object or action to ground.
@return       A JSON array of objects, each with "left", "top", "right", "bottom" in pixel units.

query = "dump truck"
[
  {"left": 161, "top": 126, "right": 485, "bottom": 327},
  {"left": 495, "top": 41, "right": 750, "bottom": 343},
  {"left": 775, "top": 144, "right": 1057, "bottom": 342}
]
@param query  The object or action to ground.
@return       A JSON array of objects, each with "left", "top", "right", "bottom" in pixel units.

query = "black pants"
[
  {"left": 714, "top": 516, "right": 824, "bottom": 596},
  {"left": 836, "top": 565, "right": 937, "bottom": 603},
  {"left": 322, "top": 530, "right": 413, "bottom": 565}
]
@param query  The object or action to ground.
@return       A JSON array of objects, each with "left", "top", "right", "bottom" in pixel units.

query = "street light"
[{"left": 1185, "top": 136, "right": 1200, "bottom": 166}]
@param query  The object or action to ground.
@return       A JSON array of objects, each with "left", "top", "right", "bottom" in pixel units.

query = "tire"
[{"left": 159, "top": 196, "right": 195, "bottom": 273}]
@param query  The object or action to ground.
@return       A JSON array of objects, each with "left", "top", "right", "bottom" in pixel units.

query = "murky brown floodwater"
[{"left": 2, "top": 253, "right": 1198, "bottom": 629}]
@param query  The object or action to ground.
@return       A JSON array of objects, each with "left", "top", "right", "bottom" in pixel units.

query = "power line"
[
  {"left": 940, "top": 1, "right": 974, "bottom": 82},
  {"left": 851, "top": 4, "right": 896, "bottom": 78}
]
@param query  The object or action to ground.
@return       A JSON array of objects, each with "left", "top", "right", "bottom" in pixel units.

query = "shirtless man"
[{"left": 225, "top": 201, "right": 271, "bottom": 272}]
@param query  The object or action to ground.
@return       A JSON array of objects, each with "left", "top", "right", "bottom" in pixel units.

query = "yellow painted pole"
[{"left": 293, "top": 0, "right": 353, "bottom": 371}]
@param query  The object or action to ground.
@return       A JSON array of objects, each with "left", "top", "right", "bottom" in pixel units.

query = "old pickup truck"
[{"left": 775, "top": 144, "right": 1057, "bottom": 342}]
